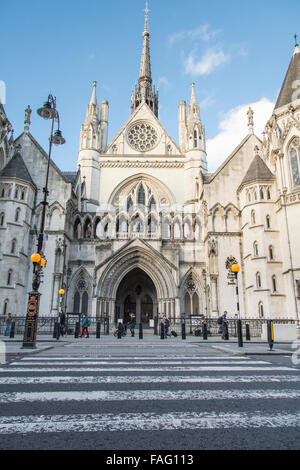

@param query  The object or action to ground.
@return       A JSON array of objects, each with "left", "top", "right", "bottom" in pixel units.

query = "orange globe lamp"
[
  {"left": 40, "top": 258, "right": 46, "bottom": 267},
  {"left": 231, "top": 264, "right": 240, "bottom": 273},
  {"left": 59, "top": 289, "right": 65, "bottom": 296},
  {"left": 31, "top": 253, "right": 41, "bottom": 263}
]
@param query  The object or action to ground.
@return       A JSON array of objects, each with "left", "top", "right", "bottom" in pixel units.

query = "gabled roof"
[
  {"left": 0, "top": 152, "right": 36, "bottom": 187},
  {"left": 274, "top": 45, "right": 300, "bottom": 110},
  {"left": 240, "top": 154, "right": 274, "bottom": 186}
]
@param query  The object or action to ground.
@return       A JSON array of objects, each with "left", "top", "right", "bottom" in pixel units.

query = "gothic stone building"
[{"left": 1, "top": 13, "right": 300, "bottom": 329}]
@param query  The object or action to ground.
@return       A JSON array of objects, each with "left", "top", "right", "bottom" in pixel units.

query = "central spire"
[{"left": 131, "top": 2, "right": 158, "bottom": 117}]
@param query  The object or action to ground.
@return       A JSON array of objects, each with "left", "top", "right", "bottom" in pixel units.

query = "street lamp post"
[
  {"left": 231, "top": 264, "right": 243, "bottom": 348},
  {"left": 22, "top": 95, "right": 65, "bottom": 349}
]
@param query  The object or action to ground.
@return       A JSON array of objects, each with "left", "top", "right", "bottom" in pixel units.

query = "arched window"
[
  {"left": 73, "top": 291, "right": 80, "bottom": 313},
  {"left": 14, "top": 188, "right": 18, "bottom": 199},
  {"left": 192, "top": 292, "right": 199, "bottom": 315},
  {"left": 185, "top": 292, "right": 191, "bottom": 315},
  {"left": 253, "top": 241, "right": 259, "bottom": 257},
  {"left": 149, "top": 196, "right": 156, "bottom": 211},
  {"left": 127, "top": 197, "right": 133, "bottom": 214},
  {"left": 73, "top": 218, "right": 81, "bottom": 240},
  {"left": 260, "top": 187, "right": 264, "bottom": 200},
  {"left": 7, "top": 270, "right": 12, "bottom": 286},
  {"left": 137, "top": 185, "right": 145, "bottom": 207},
  {"left": 266, "top": 215, "right": 271, "bottom": 229},
  {"left": 162, "top": 218, "right": 171, "bottom": 239},
  {"left": 148, "top": 215, "right": 157, "bottom": 234},
  {"left": 3, "top": 299, "right": 9, "bottom": 315},
  {"left": 82, "top": 291, "right": 89, "bottom": 315},
  {"left": 174, "top": 219, "right": 181, "bottom": 239},
  {"left": 289, "top": 138, "right": 300, "bottom": 187},
  {"left": 15, "top": 208, "right": 21, "bottom": 223},
  {"left": 0, "top": 212, "right": 4, "bottom": 226},
  {"left": 269, "top": 245, "right": 274, "bottom": 260},
  {"left": 272, "top": 275, "right": 277, "bottom": 293},
  {"left": 267, "top": 188, "right": 271, "bottom": 200},
  {"left": 21, "top": 189, "right": 25, "bottom": 201},
  {"left": 256, "top": 272, "right": 262, "bottom": 288},
  {"left": 1, "top": 188, "right": 5, "bottom": 198},
  {"left": 251, "top": 210, "right": 256, "bottom": 225},
  {"left": 194, "top": 129, "right": 198, "bottom": 148},
  {"left": 258, "top": 302, "right": 264, "bottom": 318},
  {"left": 11, "top": 239, "right": 17, "bottom": 254}
]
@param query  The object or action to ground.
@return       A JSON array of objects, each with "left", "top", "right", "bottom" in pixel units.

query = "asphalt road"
[{"left": 0, "top": 338, "right": 299, "bottom": 452}]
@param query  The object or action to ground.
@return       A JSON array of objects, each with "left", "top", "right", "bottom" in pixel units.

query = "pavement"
[{"left": 1, "top": 333, "right": 295, "bottom": 357}]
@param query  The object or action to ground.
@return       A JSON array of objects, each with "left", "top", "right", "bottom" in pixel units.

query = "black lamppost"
[
  {"left": 22, "top": 95, "right": 65, "bottom": 349},
  {"left": 231, "top": 263, "right": 243, "bottom": 348}
]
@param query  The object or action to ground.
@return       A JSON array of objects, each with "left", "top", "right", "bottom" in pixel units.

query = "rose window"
[{"left": 127, "top": 122, "right": 158, "bottom": 152}]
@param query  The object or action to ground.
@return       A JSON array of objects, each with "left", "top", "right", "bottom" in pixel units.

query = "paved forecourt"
[{"left": 0, "top": 336, "right": 299, "bottom": 450}]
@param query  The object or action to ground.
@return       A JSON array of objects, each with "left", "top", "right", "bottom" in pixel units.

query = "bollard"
[
  {"left": 246, "top": 323, "right": 251, "bottom": 341},
  {"left": 74, "top": 321, "right": 80, "bottom": 339},
  {"left": 117, "top": 322, "right": 122, "bottom": 339},
  {"left": 237, "top": 319, "right": 243, "bottom": 347},
  {"left": 96, "top": 321, "right": 101, "bottom": 339},
  {"left": 182, "top": 321, "right": 186, "bottom": 340},
  {"left": 203, "top": 322, "right": 208, "bottom": 340},
  {"left": 139, "top": 323, "right": 143, "bottom": 340},
  {"left": 267, "top": 320, "right": 274, "bottom": 351},
  {"left": 9, "top": 321, "right": 15, "bottom": 339},
  {"left": 160, "top": 322, "right": 164, "bottom": 340}
]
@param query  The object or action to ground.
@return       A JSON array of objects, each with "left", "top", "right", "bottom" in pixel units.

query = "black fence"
[{"left": 0, "top": 315, "right": 297, "bottom": 338}]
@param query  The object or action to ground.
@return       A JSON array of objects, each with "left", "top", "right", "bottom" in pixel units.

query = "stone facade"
[{"left": 0, "top": 16, "right": 300, "bottom": 328}]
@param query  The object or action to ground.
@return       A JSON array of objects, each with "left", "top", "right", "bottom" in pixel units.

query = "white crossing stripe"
[
  {"left": 9, "top": 360, "right": 270, "bottom": 366},
  {"left": 1, "top": 389, "right": 300, "bottom": 403},
  {"left": 0, "top": 411, "right": 299, "bottom": 434},
  {"left": 20, "top": 356, "right": 250, "bottom": 361},
  {"left": 0, "top": 366, "right": 294, "bottom": 372},
  {"left": 0, "top": 374, "right": 299, "bottom": 385}
]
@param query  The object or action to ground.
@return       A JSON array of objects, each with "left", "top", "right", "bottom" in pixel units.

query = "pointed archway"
[{"left": 115, "top": 268, "right": 157, "bottom": 326}]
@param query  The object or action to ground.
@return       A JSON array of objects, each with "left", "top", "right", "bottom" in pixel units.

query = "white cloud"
[
  {"left": 169, "top": 24, "right": 221, "bottom": 45},
  {"left": 206, "top": 98, "right": 275, "bottom": 172},
  {"left": 157, "top": 76, "right": 170, "bottom": 88},
  {"left": 184, "top": 48, "right": 230, "bottom": 76}
]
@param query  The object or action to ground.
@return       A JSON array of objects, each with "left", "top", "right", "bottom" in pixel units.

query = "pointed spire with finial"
[
  {"left": 294, "top": 33, "right": 300, "bottom": 55},
  {"left": 247, "top": 107, "right": 254, "bottom": 134},
  {"left": 24, "top": 105, "right": 32, "bottom": 133},
  {"left": 131, "top": 1, "right": 158, "bottom": 117},
  {"left": 84, "top": 80, "right": 99, "bottom": 126}
]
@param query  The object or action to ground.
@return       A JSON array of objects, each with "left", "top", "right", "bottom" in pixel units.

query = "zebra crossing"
[{"left": 0, "top": 353, "right": 299, "bottom": 448}]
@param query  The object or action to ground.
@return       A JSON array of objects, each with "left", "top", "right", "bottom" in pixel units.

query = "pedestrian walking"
[
  {"left": 128, "top": 313, "right": 136, "bottom": 337},
  {"left": 80, "top": 313, "right": 90, "bottom": 338},
  {"left": 163, "top": 314, "right": 170, "bottom": 338},
  {"left": 4, "top": 313, "right": 12, "bottom": 336},
  {"left": 59, "top": 311, "right": 66, "bottom": 337},
  {"left": 221, "top": 311, "right": 229, "bottom": 340}
]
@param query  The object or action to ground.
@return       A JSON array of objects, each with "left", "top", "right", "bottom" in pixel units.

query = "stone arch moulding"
[
  {"left": 107, "top": 173, "right": 176, "bottom": 209},
  {"left": 96, "top": 244, "right": 177, "bottom": 303}
]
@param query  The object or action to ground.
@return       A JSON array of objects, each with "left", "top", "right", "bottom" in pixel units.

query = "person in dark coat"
[
  {"left": 128, "top": 313, "right": 136, "bottom": 337},
  {"left": 59, "top": 312, "right": 66, "bottom": 337},
  {"left": 221, "top": 311, "right": 228, "bottom": 340}
]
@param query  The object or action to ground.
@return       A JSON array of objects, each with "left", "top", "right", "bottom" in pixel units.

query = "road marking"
[
  {"left": 0, "top": 375, "right": 299, "bottom": 385},
  {"left": 0, "top": 366, "right": 294, "bottom": 372},
  {"left": 9, "top": 360, "right": 270, "bottom": 366},
  {"left": 1, "top": 389, "right": 300, "bottom": 403},
  {"left": 20, "top": 356, "right": 250, "bottom": 361},
  {"left": 0, "top": 411, "right": 299, "bottom": 434}
]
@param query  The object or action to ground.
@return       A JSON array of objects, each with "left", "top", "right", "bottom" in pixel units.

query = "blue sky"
[{"left": 1, "top": 0, "right": 299, "bottom": 172}]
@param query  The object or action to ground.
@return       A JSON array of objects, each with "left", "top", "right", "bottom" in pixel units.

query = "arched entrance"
[{"left": 115, "top": 268, "right": 157, "bottom": 326}]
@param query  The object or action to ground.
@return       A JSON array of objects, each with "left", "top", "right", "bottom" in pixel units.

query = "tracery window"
[{"left": 289, "top": 138, "right": 300, "bottom": 187}]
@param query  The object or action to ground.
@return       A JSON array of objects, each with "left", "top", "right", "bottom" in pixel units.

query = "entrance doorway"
[{"left": 115, "top": 268, "right": 157, "bottom": 326}]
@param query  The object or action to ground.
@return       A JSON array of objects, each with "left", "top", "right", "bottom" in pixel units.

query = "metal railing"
[{"left": 0, "top": 315, "right": 297, "bottom": 338}]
